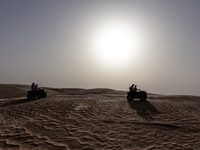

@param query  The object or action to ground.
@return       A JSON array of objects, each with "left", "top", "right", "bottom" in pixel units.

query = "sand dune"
[{"left": 0, "top": 84, "right": 200, "bottom": 149}]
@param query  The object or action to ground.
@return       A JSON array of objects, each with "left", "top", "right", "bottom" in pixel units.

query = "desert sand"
[{"left": 0, "top": 84, "right": 200, "bottom": 150}]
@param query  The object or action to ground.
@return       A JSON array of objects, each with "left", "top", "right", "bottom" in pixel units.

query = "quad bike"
[
  {"left": 127, "top": 89, "right": 147, "bottom": 101},
  {"left": 27, "top": 88, "right": 47, "bottom": 99}
]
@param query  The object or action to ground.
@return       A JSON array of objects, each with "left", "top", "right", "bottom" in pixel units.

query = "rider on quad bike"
[
  {"left": 31, "top": 82, "right": 35, "bottom": 90},
  {"left": 127, "top": 84, "right": 147, "bottom": 101},
  {"left": 129, "top": 84, "right": 134, "bottom": 92}
]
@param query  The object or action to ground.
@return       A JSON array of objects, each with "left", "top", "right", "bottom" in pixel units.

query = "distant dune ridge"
[{"left": 0, "top": 84, "right": 200, "bottom": 149}]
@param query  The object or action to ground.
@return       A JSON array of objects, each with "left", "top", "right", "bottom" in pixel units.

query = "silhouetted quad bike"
[
  {"left": 127, "top": 89, "right": 147, "bottom": 101},
  {"left": 27, "top": 88, "right": 47, "bottom": 99}
]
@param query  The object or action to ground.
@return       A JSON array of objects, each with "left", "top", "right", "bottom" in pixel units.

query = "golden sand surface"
[{"left": 0, "top": 84, "right": 200, "bottom": 149}]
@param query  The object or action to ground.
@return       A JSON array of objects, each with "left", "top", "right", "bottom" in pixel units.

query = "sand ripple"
[{"left": 0, "top": 86, "right": 200, "bottom": 149}]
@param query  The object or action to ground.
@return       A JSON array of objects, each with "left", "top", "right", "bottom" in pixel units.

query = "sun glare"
[{"left": 93, "top": 22, "right": 135, "bottom": 66}]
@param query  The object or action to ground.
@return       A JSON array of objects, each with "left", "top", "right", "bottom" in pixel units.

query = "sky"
[{"left": 0, "top": 0, "right": 200, "bottom": 96}]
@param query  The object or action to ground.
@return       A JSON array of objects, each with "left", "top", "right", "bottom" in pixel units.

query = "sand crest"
[{"left": 0, "top": 84, "right": 200, "bottom": 149}]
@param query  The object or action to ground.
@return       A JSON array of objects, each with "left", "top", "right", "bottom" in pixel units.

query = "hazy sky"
[{"left": 1, "top": 0, "right": 200, "bottom": 96}]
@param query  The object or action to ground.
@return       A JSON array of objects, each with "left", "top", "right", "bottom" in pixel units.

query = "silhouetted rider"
[
  {"left": 31, "top": 83, "right": 35, "bottom": 91},
  {"left": 34, "top": 84, "right": 38, "bottom": 90},
  {"left": 133, "top": 85, "right": 137, "bottom": 96},
  {"left": 133, "top": 85, "right": 137, "bottom": 91},
  {"left": 129, "top": 84, "right": 134, "bottom": 92}
]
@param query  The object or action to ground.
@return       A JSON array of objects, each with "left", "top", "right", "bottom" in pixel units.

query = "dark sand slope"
[{"left": 0, "top": 84, "right": 200, "bottom": 149}]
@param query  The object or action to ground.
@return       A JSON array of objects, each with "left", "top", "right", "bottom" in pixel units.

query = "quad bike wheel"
[
  {"left": 140, "top": 96, "right": 146, "bottom": 101},
  {"left": 127, "top": 95, "right": 133, "bottom": 101},
  {"left": 140, "top": 92, "right": 147, "bottom": 101},
  {"left": 27, "top": 94, "right": 31, "bottom": 99}
]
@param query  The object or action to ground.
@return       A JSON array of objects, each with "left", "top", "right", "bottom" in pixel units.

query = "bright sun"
[{"left": 93, "top": 22, "right": 135, "bottom": 65}]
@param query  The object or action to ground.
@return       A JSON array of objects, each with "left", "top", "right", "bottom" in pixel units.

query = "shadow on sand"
[
  {"left": 0, "top": 98, "right": 41, "bottom": 107},
  {"left": 128, "top": 100, "right": 159, "bottom": 121}
]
